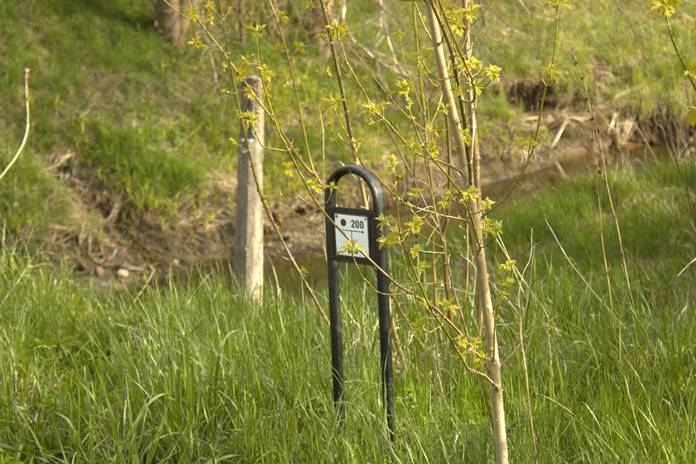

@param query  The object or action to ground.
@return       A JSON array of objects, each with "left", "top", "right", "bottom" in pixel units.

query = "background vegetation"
[
  {"left": 1, "top": 0, "right": 694, "bottom": 233},
  {"left": 0, "top": 0, "right": 694, "bottom": 462}
]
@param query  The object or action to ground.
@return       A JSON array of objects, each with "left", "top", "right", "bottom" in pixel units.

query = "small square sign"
[{"left": 334, "top": 212, "right": 370, "bottom": 259}]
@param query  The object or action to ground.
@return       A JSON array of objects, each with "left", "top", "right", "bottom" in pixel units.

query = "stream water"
[{"left": 193, "top": 146, "right": 670, "bottom": 294}]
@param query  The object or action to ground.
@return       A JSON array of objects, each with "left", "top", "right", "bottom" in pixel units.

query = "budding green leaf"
[
  {"left": 484, "top": 64, "right": 502, "bottom": 83},
  {"left": 246, "top": 23, "right": 267, "bottom": 39},
  {"left": 547, "top": 0, "right": 574, "bottom": 8},
  {"left": 460, "top": 186, "right": 480, "bottom": 204},
  {"left": 482, "top": 218, "right": 503, "bottom": 237},
  {"left": 405, "top": 215, "right": 424, "bottom": 235},
  {"left": 339, "top": 239, "right": 366, "bottom": 256},
  {"left": 326, "top": 21, "right": 347, "bottom": 40},
  {"left": 305, "top": 179, "right": 323, "bottom": 193},
  {"left": 543, "top": 63, "right": 561, "bottom": 85},
  {"left": 650, "top": 0, "right": 682, "bottom": 17},
  {"left": 688, "top": 105, "right": 696, "bottom": 127},
  {"left": 409, "top": 244, "right": 421, "bottom": 259}
]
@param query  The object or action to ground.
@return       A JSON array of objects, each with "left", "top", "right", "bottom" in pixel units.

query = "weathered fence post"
[{"left": 234, "top": 75, "right": 264, "bottom": 301}]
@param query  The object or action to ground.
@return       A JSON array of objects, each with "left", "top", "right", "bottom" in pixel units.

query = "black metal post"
[
  {"left": 376, "top": 244, "right": 395, "bottom": 438},
  {"left": 324, "top": 164, "right": 394, "bottom": 438},
  {"left": 327, "top": 258, "right": 344, "bottom": 424}
]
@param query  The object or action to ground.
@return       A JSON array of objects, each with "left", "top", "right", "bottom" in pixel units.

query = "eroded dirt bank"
[{"left": 24, "top": 110, "right": 695, "bottom": 284}]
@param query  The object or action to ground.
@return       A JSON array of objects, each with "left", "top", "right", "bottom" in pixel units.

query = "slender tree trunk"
[
  {"left": 236, "top": 0, "right": 246, "bottom": 47},
  {"left": 310, "top": 0, "right": 334, "bottom": 57},
  {"left": 471, "top": 211, "right": 509, "bottom": 464},
  {"left": 425, "top": 4, "right": 468, "bottom": 180},
  {"left": 153, "top": 0, "right": 201, "bottom": 46},
  {"left": 426, "top": 4, "right": 509, "bottom": 464},
  {"left": 462, "top": 0, "right": 479, "bottom": 188}
]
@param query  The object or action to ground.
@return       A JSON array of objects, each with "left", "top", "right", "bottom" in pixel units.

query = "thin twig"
[{"left": 0, "top": 69, "right": 31, "bottom": 183}]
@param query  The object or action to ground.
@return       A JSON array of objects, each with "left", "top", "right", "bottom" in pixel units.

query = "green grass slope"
[
  {"left": 0, "top": 0, "right": 229, "bottom": 235},
  {"left": 1, "top": 0, "right": 694, "bottom": 244},
  {"left": 480, "top": 1, "right": 696, "bottom": 118}
]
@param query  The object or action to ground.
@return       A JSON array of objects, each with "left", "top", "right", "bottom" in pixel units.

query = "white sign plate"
[{"left": 334, "top": 212, "right": 370, "bottom": 259}]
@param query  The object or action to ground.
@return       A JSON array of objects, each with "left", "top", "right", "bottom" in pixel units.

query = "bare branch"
[{"left": 0, "top": 69, "right": 31, "bottom": 183}]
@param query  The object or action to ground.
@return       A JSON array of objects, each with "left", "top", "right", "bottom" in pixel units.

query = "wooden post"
[{"left": 234, "top": 76, "right": 264, "bottom": 301}]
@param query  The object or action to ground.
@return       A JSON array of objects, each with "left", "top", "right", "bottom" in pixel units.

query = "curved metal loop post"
[
  {"left": 324, "top": 164, "right": 385, "bottom": 213},
  {"left": 324, "top": 164, "right": 394, "bottom": 439}
]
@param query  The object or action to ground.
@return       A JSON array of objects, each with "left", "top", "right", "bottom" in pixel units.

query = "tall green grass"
[{"left": 1, "top": 159, "right": 694, "bottom": 462}]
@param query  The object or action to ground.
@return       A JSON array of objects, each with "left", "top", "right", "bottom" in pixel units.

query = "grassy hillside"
[
  {"left": 480, "top": 1, "right": 695, "bottom": 117},
  {"left": 0, "top": 158, "right": 693, "bottom": 462},
  {"left": 1, "top": 0, "right": 694, "bottom": 244},
  {"left": 0, "top": 0, "right": 226, "bottom": 239}
]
